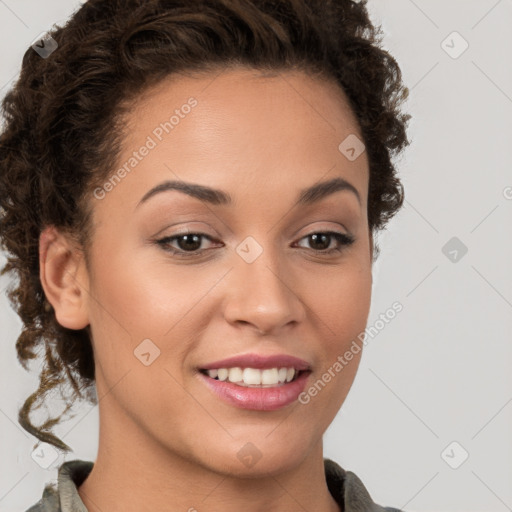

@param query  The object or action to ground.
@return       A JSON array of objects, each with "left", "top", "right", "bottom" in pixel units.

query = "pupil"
[
  {"left": 180, "top": 234, "right": 201, "bottom": 251},
  {"left": 310, "top": 233, "right": 329, "bottom": 250}
]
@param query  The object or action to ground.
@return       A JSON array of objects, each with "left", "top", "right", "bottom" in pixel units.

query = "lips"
[
  {"left": 198, "top": 369, "right": 311, "bottom": 410},
  {"left": 199, "top": 353, "right": 312, "bottom": 371},
  {"left": 197, "top": 353, "right": 312, "bottom": 411}
]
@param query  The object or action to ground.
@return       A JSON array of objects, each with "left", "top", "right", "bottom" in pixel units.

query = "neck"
[{"left": 77, "top": 421, "right": 341, "bottom": 512}]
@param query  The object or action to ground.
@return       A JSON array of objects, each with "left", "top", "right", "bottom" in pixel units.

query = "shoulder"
[
  {"left": 24, "top": 484, "right": 60, "bottom": 512},
  {"left": 24, "top": 459, "right": 94, "bottom": 512},
  {"left": 324, "top": 458, "right": 405, "bottom": 512}
]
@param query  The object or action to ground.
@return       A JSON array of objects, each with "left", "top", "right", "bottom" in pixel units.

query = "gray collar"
[{"left": 27, "top": 458, "right": 403, "bottom": 512}]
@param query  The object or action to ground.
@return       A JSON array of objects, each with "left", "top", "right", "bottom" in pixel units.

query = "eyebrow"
[{"left": 136, "top": 176, "right": 361, "bottom": 209}]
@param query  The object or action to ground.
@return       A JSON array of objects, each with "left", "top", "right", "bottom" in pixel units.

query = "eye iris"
[
  {"left": 309, "top": 233, "right": 330, "bottom": 250},
  {"left": 178, "top": 234, "right": 201, "bottom": 251}
]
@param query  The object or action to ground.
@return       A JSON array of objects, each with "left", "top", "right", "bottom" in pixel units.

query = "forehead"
[
  {"left": 98, "top": 67, "right": 368, "bottom": 214},
  {"left": 129, "top": 66, "right": 363, "bottom": 142}
]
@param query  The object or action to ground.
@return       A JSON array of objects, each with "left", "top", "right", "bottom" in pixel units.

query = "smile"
[
  {"left": 198, "top": 368, "right": 311, "bottom": 410},
  {"left": 199, "top": 367, "right": 304, "bottom": 387}
]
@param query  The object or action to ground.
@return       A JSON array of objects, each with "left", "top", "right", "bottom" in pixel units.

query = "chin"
[{"left": 199, "top": 434, "right": 312, "bottom": 478}]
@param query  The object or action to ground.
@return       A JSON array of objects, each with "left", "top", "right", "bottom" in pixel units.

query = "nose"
[{"left": 222, "top": 245, "right": 306, "bottom": 335}]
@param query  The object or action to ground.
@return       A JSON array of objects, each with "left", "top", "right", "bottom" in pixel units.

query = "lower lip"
[{"left": 198, "top": 371, "right": 311, "bottom": 411}]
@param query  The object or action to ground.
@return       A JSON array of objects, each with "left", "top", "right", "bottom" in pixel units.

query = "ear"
[{"left": 39, "top": 226, "right": 90, "bottom": 330}]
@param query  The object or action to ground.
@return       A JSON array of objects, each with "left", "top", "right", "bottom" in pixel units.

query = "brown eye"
[
  {"left": 155, "top": 230, "right": 355, "bottom": 259},
  {"left": 296, "top": 232, "right": 355, "bottom": 254},
  {"left": 156, "top": 232, "right": 217, "bottom": 257}
]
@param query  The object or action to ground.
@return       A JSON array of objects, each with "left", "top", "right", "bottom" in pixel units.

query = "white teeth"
[
  {"left": 243, "top": 367, "right": 261, "bottom": 385},
  {"left": 205, "top": 367, "right": 299, "bottom": 386},
  {"left": 217, "top": 368, "right": 228, "bottom": 381},
  {"left": 261, "top": 368, "right": 279, "bottom": 385},
  {"left": 228, "top": 367, "right": 243, "bottom": 383}
]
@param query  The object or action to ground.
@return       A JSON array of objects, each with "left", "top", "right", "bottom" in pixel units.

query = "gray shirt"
[{"left": 25, "top": 458, "right": 404, "bottom": 512}]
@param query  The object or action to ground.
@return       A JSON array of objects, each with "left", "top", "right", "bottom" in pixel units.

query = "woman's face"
[{"left": 79, "top": 67, "right": 372, "bottom": 475}]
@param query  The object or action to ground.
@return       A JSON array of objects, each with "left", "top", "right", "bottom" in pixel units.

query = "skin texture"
[{"left": 40, "top": 68, "right": 373, "bottom": 512}]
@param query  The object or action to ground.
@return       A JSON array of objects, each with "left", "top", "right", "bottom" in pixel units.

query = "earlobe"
[{"left": 39, "top": 226, "right": 90, "bottom": 330}]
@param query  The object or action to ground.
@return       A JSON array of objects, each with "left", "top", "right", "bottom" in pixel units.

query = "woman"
[{"left": 0, "top": 0, "right": 410, "bottom": 510}]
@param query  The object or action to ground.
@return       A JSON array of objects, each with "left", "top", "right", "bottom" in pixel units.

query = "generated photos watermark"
[
  {"left": 298, "top": 301, "right": 403, "bottom": 404},
  {"left": 93, "top": 97, "right": 198, "bottom": 200}
]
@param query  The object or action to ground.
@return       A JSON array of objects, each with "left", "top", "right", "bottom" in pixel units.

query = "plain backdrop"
[{"left": 1, "top": 1, "right": 511, "bottom": 511}]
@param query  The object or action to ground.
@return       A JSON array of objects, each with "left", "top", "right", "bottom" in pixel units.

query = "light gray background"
[{"left": 1, "top": 1, "right": 511, "bottom": 511}]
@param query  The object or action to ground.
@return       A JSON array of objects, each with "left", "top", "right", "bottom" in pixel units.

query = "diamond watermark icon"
[
  {"left": 237, "top": 442, "right": 263, "bottom": 468},
  {"left": 441, "top": 31, "right": 469, "bottom": 59},
  {"left": 236, "top": 236, "right": 263, "bottom": 264},
  {"left": 441, "top": 441, "right": 469, "bottom": 469},
  {"left": 31, "top": 442, "right": 59, "bottom": 469},
  {"left": 442, "top": 236, "right": 468, "bottom": 263},
  {"left": 31, "top": 32, "right": 58, "bottom": 59},
  {"left": 338, "top": 134, "right": 365, "bottom": 162},
  {"left": 134, "top": 338, "right": 161, "bottom": 366}
]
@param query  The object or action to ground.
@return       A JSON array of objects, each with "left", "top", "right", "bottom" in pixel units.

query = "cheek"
[
  {"left": 85, "top": 237, "right": 216, "bottom": 389},
  {"left": 312, "top": 260, "right": 372, "bottom": 340},
  {"left": 299, "top": 264, "right": 371, "bottom": 420},
  {"left": 306, "top": 262, "right": 372, "bottom": 398},
  {"left": 305, "top": 256, "right": 371, "bottom": 399},
  {"left": 84, "top": 247, "right": 197, "bottom": 419},
  {"left": 86, "top": 237, "right": 186, "bottom": 335}
]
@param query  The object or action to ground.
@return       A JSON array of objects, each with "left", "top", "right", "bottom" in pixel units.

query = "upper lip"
[{"left": 199, "top": 353, "right": 312, "bottom": 371}]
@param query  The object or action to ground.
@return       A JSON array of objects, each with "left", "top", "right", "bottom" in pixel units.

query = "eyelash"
[{"left": 155, "top": 231, "right": 355, "bottom": 259}]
